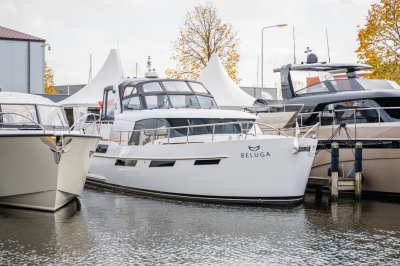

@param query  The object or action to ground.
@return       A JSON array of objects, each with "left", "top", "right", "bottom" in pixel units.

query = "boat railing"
[
  {"left": 69, "top": 113, "right": 102, "bottom": 134},
  {"left": 112, "top": 120, "right": 304, "bottom": 146},
  {"left": 245, "top": 103, "right": 304, "bottom": 114},
  {"left": 0, "top": 112, "right": 46, "bottom": 131},
  {"left": 297, "top": 106, "right": 400, "bottom": 128}
]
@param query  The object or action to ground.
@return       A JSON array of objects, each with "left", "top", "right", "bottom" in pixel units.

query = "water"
[{"left": 0, "top": 189, "right": 399, "bottom": 265}]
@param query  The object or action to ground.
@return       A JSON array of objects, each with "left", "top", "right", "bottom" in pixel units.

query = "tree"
[
  {"left": 356, "top": 0, "right": 400, "bottom": 83},
  {"left": 44, "top": 62, "right": 57, "bottom": 94},
  {"left": 166, "top": 2, "right": 241, "bottom": 83}
]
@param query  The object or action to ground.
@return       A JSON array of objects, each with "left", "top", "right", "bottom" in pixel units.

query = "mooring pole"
[
  {"left": 331, "top": 142, "right": 339, "bottom": 201},
  {"left": 354, "top": 142, "right": 362, "bottom": 200}
]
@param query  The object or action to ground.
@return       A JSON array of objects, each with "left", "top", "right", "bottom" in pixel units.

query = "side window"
[
  {"left": 102, "top": 90, "right": 115, "bottom": 119},
  {"left": 129, "top": 118, "right": 166, "bottom": 145}
]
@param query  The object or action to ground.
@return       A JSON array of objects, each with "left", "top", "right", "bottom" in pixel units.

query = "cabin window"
[
  {"left": 169, "top": 95, "right": 200, "bottom": 108},
  {"left": 144, "top": 95, "right": 171, "bottom": 109},
  {"left": 143, "top": 82, "right": 163, "bottom": 93},
  {"left": 162, "top": 81, "right": 192, "bottom": 92},
  {"left": 308, "top": 99, "right": 394, "bottom": 126},
  {"left": 102, "top": 89, "right": 115, "bottom": 119},
  {"left": 129, "top": 118, "right": 166, "bottom": 145},
  {"left": 149, "top": 160, "right": 175, "bottom": 167},
  {"left": 189, "top": 82, "right": 209, "bottom": 94},
  {"left": 123, "top": 86, "right": 136, "bottom": 97},
  {"left": 123, "top": 96, "right": 142, "bottom": 110},
  {"left": 296, "top": 82, "right": 329, "bottom": 95},
  {"left": 197, "top": 96, "right": 218, "bottom": 109}
]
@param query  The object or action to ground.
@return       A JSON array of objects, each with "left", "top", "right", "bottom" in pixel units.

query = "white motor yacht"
[
  {"left": 87, "top": 76, "right": 318, "bottom": 204},
  {"left": 0, "top": 92, "right": 101, "bottom": 211}
]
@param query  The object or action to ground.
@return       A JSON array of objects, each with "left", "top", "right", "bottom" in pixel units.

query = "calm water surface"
[{"left": 0, "top": 189, "right": 399, "bottom": 265}]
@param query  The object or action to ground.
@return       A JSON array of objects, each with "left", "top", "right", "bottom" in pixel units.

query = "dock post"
[
  {"left": 331, "top": 142, "right": 339, "bottom": 201},
  {"left": 354, "top": 142, "right": 362, "bottom": 200}
]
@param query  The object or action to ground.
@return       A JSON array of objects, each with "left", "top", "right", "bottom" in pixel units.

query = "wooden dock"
[{"left": 308, "top": 173, "right": 362, "bottom": 200}]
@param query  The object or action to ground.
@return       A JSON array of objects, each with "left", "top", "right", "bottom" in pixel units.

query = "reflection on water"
[{"left": 0, "top": 190, "right": 399, "bottom": 265}]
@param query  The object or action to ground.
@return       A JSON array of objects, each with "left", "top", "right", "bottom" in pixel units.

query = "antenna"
[
  {"left": 326, "top": 28, "right": 331, "bottom": 63},
  {"left": 116, "top": 39, "right": 124, "bottom": 78},
  {"left": 305, "top": 46, "right": 312, "bottom": 56},
  {"left": 147, "top": 56, "right": 152, "bottom": 71},
  {"left": 293, "top": 26, "right": 296, "bottom": 64},
  {"left": 88, "top": 54, "right": 92, "bottom": 83}
]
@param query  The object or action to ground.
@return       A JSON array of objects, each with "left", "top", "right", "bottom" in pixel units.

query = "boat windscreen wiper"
[
  {"left": 185, "top": 99, "right": 193, "bottom": 108},
  {"left": 158, "top": 99, "right": 169, "bottom": 108}
]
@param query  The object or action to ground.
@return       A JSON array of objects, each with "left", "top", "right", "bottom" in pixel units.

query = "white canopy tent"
[
  {"left": 60, "top": 49, "right": 131, "bottom": 123},
  {"left": 197, "top": 53, "right": 256, "bottom": 108}
]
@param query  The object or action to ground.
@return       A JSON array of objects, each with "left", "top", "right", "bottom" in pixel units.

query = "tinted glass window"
[{"left": 296, "top": 82, "right": 329, "bottom": 95}]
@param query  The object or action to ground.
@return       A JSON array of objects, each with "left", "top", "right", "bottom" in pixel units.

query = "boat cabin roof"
[
  {"left": 0, "top": 92, "right": 59, "bottom": 106},
  {"left": 273, "top": 63, "right": 373, "bottom": 73}
]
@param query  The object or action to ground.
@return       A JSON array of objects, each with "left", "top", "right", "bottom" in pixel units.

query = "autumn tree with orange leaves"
[
  {"left": 356, "top": 0, "right": 400, "bottom": 83},
  {"left": 44, "top": 62, "right": 56, "bottom": 94},
  {"left": 166, "top": 2, "right": 241, "bottom": 83}
]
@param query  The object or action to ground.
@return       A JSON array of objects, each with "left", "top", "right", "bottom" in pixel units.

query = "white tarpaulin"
[
  {"left": 197, "top": 53, "right": 255, "bottom": 107},
  {"left": 60, "top": 49, "right": 131, "bottom": 108}
]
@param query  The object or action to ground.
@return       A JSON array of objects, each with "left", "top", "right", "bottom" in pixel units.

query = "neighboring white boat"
[
  {"left": 87, "top": 76, "right": 318, "bottom": 204},
  {"left": 0, "top": 92, "right": 101, "bottom": 211}
]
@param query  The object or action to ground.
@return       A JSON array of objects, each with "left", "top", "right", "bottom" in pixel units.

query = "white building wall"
[{"left": 0, "top": 39, "right": 44, "bottom": 93}]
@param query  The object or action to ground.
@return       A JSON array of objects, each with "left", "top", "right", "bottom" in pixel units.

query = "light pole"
[{"left": 261, "top": 24, "right": 287, "bottom": 92}]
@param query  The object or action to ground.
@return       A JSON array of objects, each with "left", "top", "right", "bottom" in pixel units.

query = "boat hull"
[
  {"left": 0, "top": 134, "right": 100, "bottom": 211},
  {"left": 88, "top": 136, "right": 317, "bottom": 204}
]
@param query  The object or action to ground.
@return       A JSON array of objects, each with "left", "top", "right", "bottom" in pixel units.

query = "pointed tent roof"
[
  {"left": 197, "top": 53, "right": 255, "bottom": 107},
  {"left": 60, "top": 49, "right": 131, "bottom": 107}
]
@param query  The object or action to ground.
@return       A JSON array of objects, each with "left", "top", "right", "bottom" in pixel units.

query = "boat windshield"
[
  {"left": 121, "top": 80, "right": 218, "bottom": 111},
  {"left": 0, "top": 104, "right": 68, "bottom": 128},
  {"left": 296, "top": 79, "right": 400, "bottom": 96}
]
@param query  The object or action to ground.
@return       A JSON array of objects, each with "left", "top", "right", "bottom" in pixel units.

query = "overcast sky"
[{"left": 1, "top": 0, "right": 379, "bottom": 88}]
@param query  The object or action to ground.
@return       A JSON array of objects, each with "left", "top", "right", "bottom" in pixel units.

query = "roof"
[
  {"left": 60, "top": 49, "right": 132, "bottom": 107},
  {"left": 197, "top": 53, "right": 256, "bottom": 107},
  {"left": 0, "top": 92, "right": 59, "bottom": 105},
  {"left": 0, "top": 26, "right": 45, "bottom": 42},
  {"left": 273, "top": 63, "right": 372, "bottom": 73}
]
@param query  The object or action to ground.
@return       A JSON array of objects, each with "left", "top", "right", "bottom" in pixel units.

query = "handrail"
[
  {"left": 0, "top": 112, "right": 46, "bottom": 131},
  {"left": 252, "top": 122, "right": 290, "bottom": 137},
  {"left": 110, "top": 120, "right": 300, "bottom": 146},
  {"left": 244, "top": 103, "right": 304, "bottom": 113},
  {"left": 302, "top": 122, "right": 320, "bottom": 138},
  {"left": 69, "top": 113, "right": 101, "bottom": 134},
  {"left": 296, "top": 106, "right": 400, "bottom": 128}
]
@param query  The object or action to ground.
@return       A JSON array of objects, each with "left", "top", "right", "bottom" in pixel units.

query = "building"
[{"left": 0, "top": 26, "right": 46, "bottom": 93}]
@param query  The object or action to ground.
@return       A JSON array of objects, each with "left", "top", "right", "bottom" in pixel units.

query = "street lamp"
[{"left": 261, "top": 24, "right": 287, "bottom": 92}]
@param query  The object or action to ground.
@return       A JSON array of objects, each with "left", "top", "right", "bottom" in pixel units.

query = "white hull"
[
  {"left": 88, "top": 136, "right": 317, "bottom": 204},
  {"left": 0, "top": 133, "right": 100, "bottom": 211}
]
